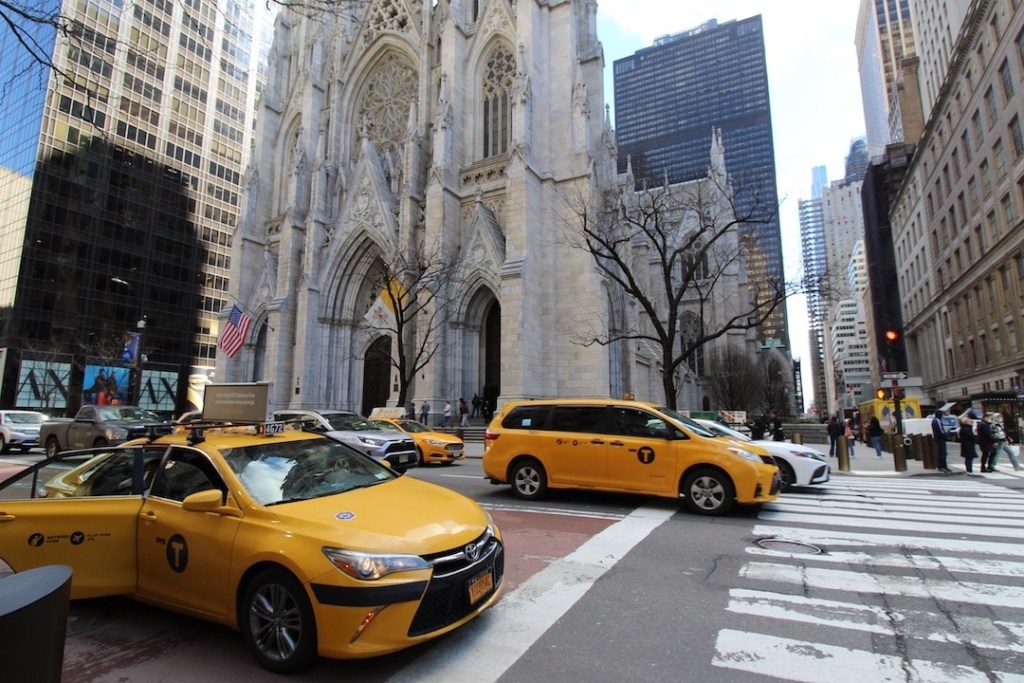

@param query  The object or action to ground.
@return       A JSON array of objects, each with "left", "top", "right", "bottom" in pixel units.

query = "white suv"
[
  {"left": 0, "top": 410, "right": 49, "bottom": 453},
  {"left": 273, "top": 409, "right": 418, "bottom": 472}
]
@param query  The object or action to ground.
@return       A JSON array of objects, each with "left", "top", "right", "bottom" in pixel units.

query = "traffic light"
[
  {"left": 885, "top": 329, "right": 901, "bottom": 356},
  {"left": 876, "top": 388, "right": 890, "bottom": 400}
]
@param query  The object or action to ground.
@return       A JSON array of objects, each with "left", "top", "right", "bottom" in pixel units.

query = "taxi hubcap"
[
  {"left": 250, "top": 584, "right": 302, "bottom": 661},
  {"left": 691, "top": 476, "right": 724, "bottom": 509},
  {"left": 515, "top": 468, "right": 539, "bottom": 494}
]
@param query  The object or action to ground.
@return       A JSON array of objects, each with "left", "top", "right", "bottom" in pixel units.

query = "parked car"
[
  {"left": 273, "top": 409, "right": 418, "bottom": 472},
  {"left": 370, "top": 418, "right": 465, "bottom": 465},
  {"left": 39, "top": 405, "right": 171, "bottom": 457},
  {"left": 0, "top": 423, "right": 504, "bottom": 672},
  {"left": 902, "top": 416, "right": 959, "bottom": 441},
  {"left": 694, "top": 418, "right": 830, "bottom": 492},
  {"left": 482, "top": 398, "right": 779, "bottom": 516},
  {"left": 0, "top": 410, "right": 49, "bottom": 453}
]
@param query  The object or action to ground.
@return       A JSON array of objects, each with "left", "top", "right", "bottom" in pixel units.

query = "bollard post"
[
  {"left": 837, "top": 432, "right": 849, "bottom": 472},
  {"left": 0, "top": 564, "right": 73, "bottom": 683},
  {"left": 792, "top": 432, "right": 803, "bottom": 445},
  {"left": 893, "top": 442, "right": 907, "bottom": 472},
  {"left": 922, "top": 435, "right": 936, "bottom": 469}
]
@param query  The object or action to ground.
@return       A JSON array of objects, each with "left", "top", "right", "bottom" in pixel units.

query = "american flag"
[{"left": 218, "top": 304, "right": 252, "bottom": 358}]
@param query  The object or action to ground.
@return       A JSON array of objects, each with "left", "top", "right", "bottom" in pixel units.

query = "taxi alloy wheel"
[
  {"left": 682, "top": 468, "right": 735, "bottom": 516},
  {"left": 775, "top": 460, "right": 796, "bottom": 492},
  {"left": 241, "top": 567, "right": 318, "bottom": 673},
  {"left": 510, "top": 458, "right": 547, "bottom": 501}
]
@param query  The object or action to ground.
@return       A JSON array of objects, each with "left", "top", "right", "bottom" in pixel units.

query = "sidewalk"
[{"left": 799, "top": 440, "right": 1024, "bottom": 478}]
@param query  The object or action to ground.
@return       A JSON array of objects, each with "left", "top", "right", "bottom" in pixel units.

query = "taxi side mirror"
[
  {"left": 181, "top": 489, "right": 242, "bottom": 517},
  {"left": 653, "top": 427, "right": 676, "bottom": 440}
]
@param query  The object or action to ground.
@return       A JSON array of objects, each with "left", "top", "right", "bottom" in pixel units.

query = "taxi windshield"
[
  {"left": 394, "top": 420, "right": 431, "bottom": 433},
  {"left": 221, "top": 439, "right": 395, "bottom": 506},
  {"left": 653, "top": 407, "right": 719, "bottom": 438},
  {"left": 324, "top": 413, "right": 377, "bottom": 431}
]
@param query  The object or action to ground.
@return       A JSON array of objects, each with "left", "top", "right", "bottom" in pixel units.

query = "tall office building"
[
  {"left": 855, "top": 0, "right": 918, "bottom": 157},
  {"left": 0, "top": 0, "right": 271, "bottom": 413},
  {"left": 612, "top": 16, "right": 788, "bottom": 349},
  {"left": 800, "top": 183, "right": 828, "bottom": 416},
  {"left": 908, "top": 0, "right": 972, "bottom": 117}
]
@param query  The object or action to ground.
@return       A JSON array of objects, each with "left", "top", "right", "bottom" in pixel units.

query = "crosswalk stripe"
[
  {"left": 713, "top": 629, "right": 1019, "bottom": 683},
  {"left": 726, "top": 589, "right": 1024, "bottom": 653},
  {"left": 740, "top": 561, "right": 1024, "bottom": 609},
  {"left": 758, "top": 509, "right": 1024, "bottom": 538},
  {"left": 768, "top": 497, "right": 1024, "bottom": 519},
  {"left": 754, "top": 523, "right": 1024, "bottom": 556},
  {"left": 745, "top": 546, "right": 1024, "bottom": 577}
]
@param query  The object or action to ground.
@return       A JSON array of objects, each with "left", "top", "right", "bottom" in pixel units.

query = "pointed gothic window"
[{"left": 481, "top": 45, "right": 515, "bottom": 159}]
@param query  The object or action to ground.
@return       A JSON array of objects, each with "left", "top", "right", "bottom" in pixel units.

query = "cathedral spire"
[{"left": 709, "top": 127, "right": 727, "bottom": 181}]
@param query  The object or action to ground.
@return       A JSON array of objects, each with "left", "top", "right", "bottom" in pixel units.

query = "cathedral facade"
[
  {"left": 218, "top": 0, "right": 758, "bottom": 415},
  {"left": 219, "top": 0, "right": 623, "bottom": 413}
]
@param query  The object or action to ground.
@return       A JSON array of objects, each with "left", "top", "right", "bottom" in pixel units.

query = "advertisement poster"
[{"left": 83, "top": 365, "right": 130, "bottom": 405}]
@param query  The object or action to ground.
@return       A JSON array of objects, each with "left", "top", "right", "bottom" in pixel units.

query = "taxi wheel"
[
  {"left": 682, "top": 468, "right": 735, "bottom": 516},
  {"left": 241, "top": 567, "right": 318, "bottom": 673},
  {"left": 776, "top": 460, "right": 796, "bottom": 492},
  {"left": 510, "top": 459, "right": 547, "bottom": 500}
]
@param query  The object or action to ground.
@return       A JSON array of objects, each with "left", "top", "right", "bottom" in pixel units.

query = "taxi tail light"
[
  {"left": 484, "top": 430, "right": 500, "bottom": 441},
  {"left": 350, "top": 605, "right": 388, "bottom": 644}
]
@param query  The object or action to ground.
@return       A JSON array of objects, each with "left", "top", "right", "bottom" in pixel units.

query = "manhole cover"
[{"left": 757, "top": 538, "right": 822, "bottom": 554}]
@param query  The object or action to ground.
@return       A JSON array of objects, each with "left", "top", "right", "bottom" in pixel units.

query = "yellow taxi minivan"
[{"left": 482, "top": 399, "right": 779, "bottom": 515}]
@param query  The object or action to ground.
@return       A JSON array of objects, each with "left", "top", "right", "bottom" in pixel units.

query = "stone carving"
[{"left": 357, "top": 53, "right": 417, "bottom": 160}]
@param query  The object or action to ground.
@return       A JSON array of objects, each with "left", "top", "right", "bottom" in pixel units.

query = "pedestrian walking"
[
  {"left": 991, "top": 413, "right": 1023, "bottom": 470},
  {"left": 931, "top": 409, "right": 950, "bottom": 473},
  {"left": 750, "top": 414, "right": 767, "bottom": 441},
  {"left": 442, "top": 400, "right": 453, "bottom": 428},
  {"left": 482, "top": 399, "right": 491, "bottom": 421},
  {"left": 471, "top": 393, "right": 481, "bottom": 418},
  {"left": 459, "top": 398, "right": 469, "bottom": 427},
  {"left": 977, "top": 412, "right": 996, "bottom": 472},
  {"left": 405, "top": 400, "right": 415, "bottom": 420},
  {"left": 419, "top": 400, "right": 431, "bottom": 426},
  {"left": 827, "top": 416, "right": 842, "bottom": 457},
  {"left": 960, "top": 412, "right": 978, "bottom": 473},
  {"left": 770, "top": 410, "right": 784, "bottom": 442},
  {"left": 845, "top": 419, "right": 856, "bottom": 457},
  {"left": 868, "top": 416, "right": 884, "bottom": 458}
]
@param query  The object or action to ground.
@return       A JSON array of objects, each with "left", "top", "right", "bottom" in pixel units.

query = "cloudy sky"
[{"left": 596, "top": 0, "right": 867, "bottom": 410}]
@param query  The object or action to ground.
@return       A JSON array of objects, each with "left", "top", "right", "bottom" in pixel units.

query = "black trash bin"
[{"left": 0, "top": 564, "right": 73, "bottom": 683}]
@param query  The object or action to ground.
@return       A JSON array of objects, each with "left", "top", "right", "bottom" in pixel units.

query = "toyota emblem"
[{"left": 465, "top": 542, "right": 480, "bottom": 561}]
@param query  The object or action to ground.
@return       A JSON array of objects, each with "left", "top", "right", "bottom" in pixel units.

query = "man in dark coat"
[
  {"left": 750, "top": 414, "right": 767, "bottom": 441},
  {"left": 977, "top": 412, "right": 996, "bottom": 472},
  {"left": 770, "top": 410, "right": 784, "bottom": 442},
  {"left": 931, "top": 409, "right": 950, "bottom": 473},
  {"left": 960, "top": 412, "right": 978, "bottom": 473}
]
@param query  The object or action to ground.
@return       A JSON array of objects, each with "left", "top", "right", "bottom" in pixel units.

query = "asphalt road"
[{"left": 5, "top": 448, "right": 1024, "bottom": 682}]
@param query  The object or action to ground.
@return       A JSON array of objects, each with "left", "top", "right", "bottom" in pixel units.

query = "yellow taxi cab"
[
  {"left": 0, "top": 421, "right": 503, "bottom": 673},
  {"left": 370, "top": 418, "right": 466, "bottom": 465},
  {"left": 482, "top": 398, "right": 779, "bottom": 515}
]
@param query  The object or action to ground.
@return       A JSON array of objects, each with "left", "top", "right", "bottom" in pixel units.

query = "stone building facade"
[{"left": 218, "top": 0, "right": 756, "bottom": 415}]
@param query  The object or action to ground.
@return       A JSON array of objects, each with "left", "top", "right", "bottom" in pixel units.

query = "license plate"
[
  {"left": 398, "top": 453, "right": 413, "bottom": 464},
  {"left": 467, "top": 570, "right": 493, "bottom": 604}
]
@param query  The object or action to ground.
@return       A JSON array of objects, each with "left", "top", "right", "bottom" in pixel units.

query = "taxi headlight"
[
  {"left": 791, "top": 449, "right": 827, "bottom": 462},
  {"left": 323, "top": 547, "right": 430, "bottom": 580},
  {"left": 425, "top": 438, "right": 446, "bottom": 446},
  {"left": 727, "top": 447, "right": 764, "bottom": 464},
  {"left": 356, "top": 436, "right": 386, "bottom": 447}
]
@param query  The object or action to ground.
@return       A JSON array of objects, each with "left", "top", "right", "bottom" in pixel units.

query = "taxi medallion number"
[
  {"left": 467, "top": 569, "right": 493, "bottom": 605},
  {"left": 260, "top": 421, "right": 285, "bottom": 435}
]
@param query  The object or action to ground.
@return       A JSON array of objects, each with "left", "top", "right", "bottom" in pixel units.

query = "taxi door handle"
[
  {"left": 140, "top": 510, "right": 158, "bottom": 523},
  {"left": 590, "top": 439, "right": 605, "bottom": 445},
  {"left": 608, "top": 441, "right": 625, "bottom": 447},
  {"left": 0, "top": 513, "right": 15, "bottom": 522}
]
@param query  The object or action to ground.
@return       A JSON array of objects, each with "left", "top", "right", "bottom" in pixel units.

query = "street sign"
[{"left": 881, "top": 372, "right": 908, "bottom": 380}]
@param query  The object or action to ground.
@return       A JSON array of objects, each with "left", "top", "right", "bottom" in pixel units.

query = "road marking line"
[
  {"left": 713, "top": 629, "right": 1012, "bottom": 683},
  {"left": 727, "top": 589, "right": 1024, "bottom": 653},
  {"left": 386, "top": 501, "right": 679, "bottom": 683},
  {"left": 758, "top": 510, "right": 1024, "bottom": 538},
  {"left": 479, "top": 502, "right": 626, "bottom": 521},
  {"left": 740, "top": 562, "right": 1024, "bottom": 609},
  {"left": 754, "top": 524, "right": 1024, "bottom": 556},
  {"left": 745, "top": 546, "right": 1024, "bottom": 577}
]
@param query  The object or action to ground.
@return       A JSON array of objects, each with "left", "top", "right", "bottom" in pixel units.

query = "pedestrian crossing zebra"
[{"left": 712, "top": 478, "right": 1024, "bottom": 682}]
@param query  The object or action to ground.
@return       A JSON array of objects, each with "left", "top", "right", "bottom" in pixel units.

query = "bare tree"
[
  {"left": 363, "top": 241, "right": 462, "bottom": 409},
  {"left": 564, "top": 171, "right": 803, "bottom": 410},
  {"left": 704, "top": 344, "right": 762, "bottom": 413}
]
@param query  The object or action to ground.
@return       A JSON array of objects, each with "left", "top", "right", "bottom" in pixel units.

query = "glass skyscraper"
[{"left": 613, "top": 16, "right": 789, "bottom": 348}]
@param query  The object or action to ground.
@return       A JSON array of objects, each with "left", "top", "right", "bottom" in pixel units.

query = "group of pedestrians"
[
  {"left": 827, "top": 415, "right": 881, "bottom": 458},
  {"left": 952, "top": 410, "right": 1023, "bottom": 474},
  {"left": 409, "top": 393, "right": 493, "bottom": 428}
]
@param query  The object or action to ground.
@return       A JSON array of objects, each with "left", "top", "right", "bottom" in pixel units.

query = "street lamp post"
[{"left": 111, "top": 277, "right": 146, "bottom": 406}]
